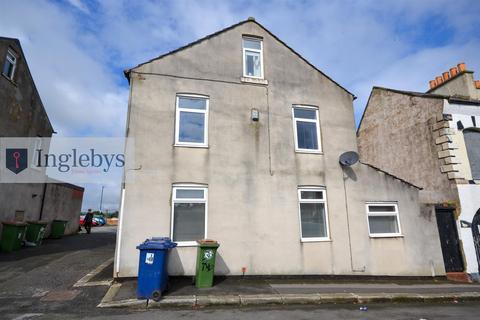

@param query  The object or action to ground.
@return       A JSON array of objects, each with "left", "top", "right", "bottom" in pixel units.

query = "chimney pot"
[
  {"left": 450, "top": 67, "right": 459, "bottom": 77},
  {"left": 457, "top": 62, "right": 466, "bottom": 72},
  {"left": 429, "top": 80, "right": 437, "bottom": 89},
  {"left": 442, "top": 72, "right": 450, "bottom": 81},
  {"left": 435, "top": 76, "right": 444, "bottom": 84},
  {"left": 475, "top": 80, "right": 480, "bottom": 89}
]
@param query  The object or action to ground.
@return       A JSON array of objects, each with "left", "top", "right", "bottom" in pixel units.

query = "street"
[{"left": 1, "top": 227, "right": 479, "bottom": 319}]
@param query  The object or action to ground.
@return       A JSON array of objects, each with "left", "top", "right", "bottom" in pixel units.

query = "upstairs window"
[
  {"left": 463, "top": 129, "right": 480, "bottom": 180},
  {"left": 243, "top": 37, "right": 263, "bottom": 78},
  {"left": 2, "top": 49, "right": 17, "bottom": 80},
  {"left": 175, "top": 94, "right": 209, "bottom": 147},
  {"left": 292, "top": 106, "right": 322, "bottom": 153},
  {"left": 366, "top": 203, "right": 402, "bottom": 237}
]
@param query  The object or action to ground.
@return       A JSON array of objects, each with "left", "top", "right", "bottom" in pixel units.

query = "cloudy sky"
[{"left": 1, "top": 0, "right": 479, "bottom": 210}]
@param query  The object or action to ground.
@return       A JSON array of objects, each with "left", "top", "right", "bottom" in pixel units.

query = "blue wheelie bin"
[{"left": 136, "top": 238, "right": 177, "bottom": 301}]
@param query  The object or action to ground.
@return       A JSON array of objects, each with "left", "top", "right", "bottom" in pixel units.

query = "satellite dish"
[{"left": 339, "top": 151, "right": 359, "bottom": 167}]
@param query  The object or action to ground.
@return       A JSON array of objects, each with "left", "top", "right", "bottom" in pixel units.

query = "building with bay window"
[{"left": 114, "top": 18, "right": 445, "bottom": 278}]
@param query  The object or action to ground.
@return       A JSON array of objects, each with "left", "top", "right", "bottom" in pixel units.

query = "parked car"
[{"left": 93, "top": 215, "right": 106, "bottom": 226}]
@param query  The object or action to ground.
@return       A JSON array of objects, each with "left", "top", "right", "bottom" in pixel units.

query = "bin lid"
[
  {"left": 197, "top": 239, "right": 220, "bottom": 248},
  {"left": 136, "top": 238, "right": 177, "bottom": 250},
  {"left": 1, "top": 221, "right": 27, "bottom": 226},
  {"left": 26, "top": 220, "right": 48, "bottom": 225}
]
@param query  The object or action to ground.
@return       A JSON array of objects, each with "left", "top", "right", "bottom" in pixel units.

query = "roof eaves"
[
  {"left": 372, "top": 86, "right": 449, "bottom": 99},
  {"left": 360, "top": 161, "right": 423, "bottom": 190}
]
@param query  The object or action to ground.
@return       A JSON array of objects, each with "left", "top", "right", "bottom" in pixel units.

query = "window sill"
[
  {"left": 175, "top": 241, "right": 199, "bottom": 247},
  {"left": 295, "top": 150, "right": 323, "bottom": 155},
  {"left": 369, "top": 234, "right": 404, "bottom": 239},
  {"left": 240, "top": 77, "right": 268, "bottom": 85},
  {"left": 174, "top": 144, "right": 209, "bottom": 149},
  {"left": 1, "top": 73, "right": 17, "bottom": 86},
  {"left": 301, "top": 238, "right": 331, "bottom": 243}
]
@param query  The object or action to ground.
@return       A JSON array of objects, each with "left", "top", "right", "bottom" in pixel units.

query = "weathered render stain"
[
  {"left": 116, "top": 21, "right": 445, "bottom": 277},
  {"left": 357, "top": 88, "right": 458, "bottom": 205}
]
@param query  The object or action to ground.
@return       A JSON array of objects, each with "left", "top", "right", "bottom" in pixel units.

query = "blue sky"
[{"left": 1, "top": 0, "right": 479, "bottom": 210}]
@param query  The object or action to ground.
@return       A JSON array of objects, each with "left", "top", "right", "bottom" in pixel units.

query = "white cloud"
[{"left": 66, "top": 0, "right": 90, "bottom": 14}]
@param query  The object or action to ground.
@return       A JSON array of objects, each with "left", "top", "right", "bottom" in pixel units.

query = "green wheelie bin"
[
  {"left": 26, "top": 221, "right": 48, "bottom": 246},
  {"left": 195, "top": 239, "right": 220, "bottom": 288},
  {"left": 51, "top": 220, "right": 68, "bottom": 239},
  {"left": 0, "top": 221, "right": 27, "bottom": 252}
]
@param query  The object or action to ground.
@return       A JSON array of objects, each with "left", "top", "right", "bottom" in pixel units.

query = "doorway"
[
  {"left": 435, "top": 208, "right": 464, "bottom": 272},
  {"left": 472, "top": 209, "right": 480, "bottom": 274}
]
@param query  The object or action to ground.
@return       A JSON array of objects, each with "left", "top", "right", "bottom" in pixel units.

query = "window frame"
[
  {"left": 297, "top": 187, "right": 330, "bottom": 242},
  {"left": 242, "top": 37, "right": 264, "bottom": 79},
  {"left": 170, "top": 184, "right": 208, "bottom": 246},
  {"left": 3, "top": 49, "right": 17, "bottom": 80},
  {"left": 292, "top": 105, "right": 322, "bottom": 153},
  {"left": 174, "top": 94, "right": 209, "bottom": 148},
  {"left": 366, "top": 202, "right": 402, "bottom": 238}
]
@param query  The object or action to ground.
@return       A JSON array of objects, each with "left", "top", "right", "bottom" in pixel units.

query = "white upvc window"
[
  {"left": 297, "top": 187, "right": 330, "bottom": 242},
  {"left": 174, "top": 94, "right": 209, "bottom": 147},
  {"left": 292, "top": 105, "right": 322, "bottom": 153},
  {"left": 2, "top": 49, "right": 17, "bottom": 80},
  {"left": 366, "top": 202, "right": 402, "bottom": 237},
  {"left": 243, "top": 37, "right": 263, "bottom": 79},
  {"left": 171, "top": 185, "right": 208, "bottom": 246}
]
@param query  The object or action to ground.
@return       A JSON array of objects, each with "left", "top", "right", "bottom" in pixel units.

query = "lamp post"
[{"left": 99, "top": 185, "right": 105, "bottom": 213}]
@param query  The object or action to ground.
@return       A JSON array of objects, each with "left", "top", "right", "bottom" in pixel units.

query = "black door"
[
  {"left": 472, "top": 209, "right": 480, "bottom": 274},
  {"left": 435, "top": 208, "right": 464, "bottom": 272}
]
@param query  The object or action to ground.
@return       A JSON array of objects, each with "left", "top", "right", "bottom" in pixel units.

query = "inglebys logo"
[
  {"left": 34, "top": 148, "right": 125, "bottom": 173},
  {"left": 6, "top": 148, "right": 28, "bottom": 174}
]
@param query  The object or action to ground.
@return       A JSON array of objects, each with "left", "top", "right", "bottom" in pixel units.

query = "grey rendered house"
[
  {"left": 114, "top": 18, "right": 445, "bottom": 278},
  {"left": 0, "top": 37, "right": 84, "bottom": 236},
  {"left": 357, "top": 63, "right": 480, "bottom": 282}
]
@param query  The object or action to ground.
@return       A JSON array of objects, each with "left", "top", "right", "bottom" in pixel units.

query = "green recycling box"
[
  {"left": 26, "top": 221, "right": 48, "bottom": 246},
  {"left": 195, "top": 239, "right": 220, "bottom": 288},
  {"left": 0, "top": 221, "right": 27, "bottom": 252},
  {"left": 51, "top": 220, "right": 68, "bottom": 239}
]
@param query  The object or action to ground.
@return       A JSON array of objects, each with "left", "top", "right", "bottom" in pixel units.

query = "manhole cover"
[{"left": 40, "top": 290, "right": 80, "bottom": 301}]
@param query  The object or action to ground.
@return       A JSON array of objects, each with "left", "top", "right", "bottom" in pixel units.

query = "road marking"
[
  {"left": 73, "top": 257, "right": 114, "bottom": 287},
  {"left": 12, "top": 314, "right": 43, "bottom": 320}
]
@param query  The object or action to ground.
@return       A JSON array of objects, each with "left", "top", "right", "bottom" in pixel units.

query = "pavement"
[{"left": 100, "top": 275, "right": 480, "bottom": 309}]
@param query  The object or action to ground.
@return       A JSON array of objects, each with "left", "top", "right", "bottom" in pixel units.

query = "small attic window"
[
  {"left": 243, "top": 37, "right": 263, "bottom": 79},
  {"left": 2, "top": 49, "right": 17, "bottom": 80}
]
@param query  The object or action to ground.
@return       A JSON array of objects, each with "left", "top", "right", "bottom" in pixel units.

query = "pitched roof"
[
  {"left": 360, "top": 161, "right": 422, "bottom": 190},
  {"left": 124, "top": 18, "right": 355, "bottom": 99},
  {"left": 357, "top": 86, "right": 480, "bottom": 134}
]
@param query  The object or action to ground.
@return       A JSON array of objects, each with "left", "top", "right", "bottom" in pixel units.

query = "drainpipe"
[{"left": 38, "top": 182, "right": 47, "bottom": 221}]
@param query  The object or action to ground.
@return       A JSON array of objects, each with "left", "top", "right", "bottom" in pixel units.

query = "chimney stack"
[
  {"left": 450, "top": 67, "right": 458, "bottom": 77},
  {"left": 429, "top": 62, "right": 467, "bottom": 90}
]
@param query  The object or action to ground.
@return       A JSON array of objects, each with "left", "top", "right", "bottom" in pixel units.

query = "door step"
[{"left": 446, "top": 272, "right": 472, "bottom": 283}]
